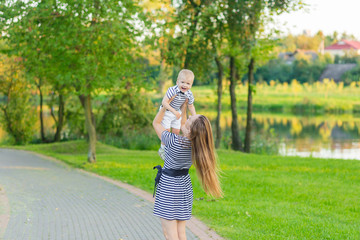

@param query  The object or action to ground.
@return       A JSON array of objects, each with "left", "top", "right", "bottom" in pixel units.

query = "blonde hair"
[
  {"left": 189, "top": 115, "right": 223, "bottom": 198},
  {"left": 177, "top": 69, "right": 194, "bottom": 82}
]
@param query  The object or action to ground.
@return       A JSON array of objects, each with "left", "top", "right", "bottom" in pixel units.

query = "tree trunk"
[
  {"left": 38, "top": 85, "right": 46, "bottom": 142},
  {"left": 229, "top": 56, "right": 243, "bottom": 151},
  {"left": 245, "top": 58, "right": 255, "bottom": 153},
  {"left": 79, "top": 94, "right": 96, "bottom": 163},
  {"left": 2, "top": 108, "right": 14, "bottom": 141},
  {"left": 215, "top": 55, "right": 223, "bottom": 148},
  {"left": 54, "top": 94, "right": 65, "bottom": 142}
]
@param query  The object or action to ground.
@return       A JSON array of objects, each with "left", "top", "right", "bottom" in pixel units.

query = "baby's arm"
[
  {"left": 187, "top": 90, "right": 196, "bottom": 116},
  {"left": 188, "top": 104, "right": 196, "bottom": 116},
  {"left": 162, "top": 95, "right": 181, "bottom": 119}
]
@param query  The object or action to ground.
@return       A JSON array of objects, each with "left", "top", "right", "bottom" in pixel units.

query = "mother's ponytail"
[{"left": 190, "top": 115, "right": 222, "bottom": 198}]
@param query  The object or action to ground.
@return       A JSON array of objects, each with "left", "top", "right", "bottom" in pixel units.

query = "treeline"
[
  {"left": 0, "top": 0, "right": 329, "bottom": 161},
  {"left": 253, "top": 56, "right": 360, "bottom": 85},
  {"left": 254, "top": 58, "right": 328, "bottom": 84},
  {"left": 253, "top": 31, "right": 360, "bottom": 84}
]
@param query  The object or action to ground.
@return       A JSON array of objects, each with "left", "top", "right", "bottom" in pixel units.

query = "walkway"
[{"left": 0, "top": 149, "right": 219, "bottom": 240}]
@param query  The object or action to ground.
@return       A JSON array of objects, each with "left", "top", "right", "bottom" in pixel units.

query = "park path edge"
[
  {"left": 23, "top": 150, "right": 225, "bottom": 240},
  {"left": 0, "top": 184, "right": 10, "bottom": 239}
]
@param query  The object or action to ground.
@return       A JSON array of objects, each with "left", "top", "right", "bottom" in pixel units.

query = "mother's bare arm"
[
  {"left": 180, "top": 100, "right": 188, "bottom": 135},
  {"left": 153, "top": 106, "right": 167, "bottom": 140}
]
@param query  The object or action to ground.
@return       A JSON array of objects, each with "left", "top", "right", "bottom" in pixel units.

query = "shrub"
[{"left": 0, "top": 55, "right": 36, "bottom": 144}]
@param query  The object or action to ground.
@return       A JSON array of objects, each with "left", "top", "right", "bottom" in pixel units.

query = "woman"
[{"left": 152, "top": 102, "right": 222, "bottom": 240}]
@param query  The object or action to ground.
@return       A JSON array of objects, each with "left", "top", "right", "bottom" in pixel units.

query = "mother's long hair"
[{"left": 189, "top": 115, "right": 222, "bottom": 198}]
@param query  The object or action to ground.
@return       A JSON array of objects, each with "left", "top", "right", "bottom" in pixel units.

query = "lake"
[
  {"left": 1, "top": 110, "right": 359, "bottom": 160},
  {"left": 207, "top": 111, "right": 360, "bottom": 161}
]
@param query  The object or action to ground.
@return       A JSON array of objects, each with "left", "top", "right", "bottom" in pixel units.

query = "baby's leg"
[
  {"left": 158, "top": 108, "right": 173, "bottom": 160},
  {"left": 171, "top": 111, "right": 181, "bottom": 135}
]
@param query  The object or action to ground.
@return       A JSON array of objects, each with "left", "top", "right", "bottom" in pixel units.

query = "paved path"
[{"left": 0, "top": 149, "right": 200, "bottom": 240}]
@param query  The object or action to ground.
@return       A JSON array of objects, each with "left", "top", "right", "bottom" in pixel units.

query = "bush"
[
  {"left": 63, "top": 95, "right": 86, "bottom": 140},
  {"left": 342, "top": 64, "right": 360, "bottom": 85},
  {"left": 254, "top": 58, "right": 327, "bottom": 84},
  {"left": 251, "top": 128, "right": 279, "bottom": 155},
  {"left": 96, "top": 89, "right": 154, "bottom": 135},
  {"left": 0, "top": 55, "right": 36, "bottom": 144},
  {"left": 218, "top": 125, "right": 279, "bottom": 155},
  {"left": 98, "top": 127, "right": 159, "bottom": 150}
]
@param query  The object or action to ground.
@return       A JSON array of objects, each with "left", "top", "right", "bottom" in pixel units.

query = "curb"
[{"left": 79, "top": 170, "right": 224, "bottom": 240}]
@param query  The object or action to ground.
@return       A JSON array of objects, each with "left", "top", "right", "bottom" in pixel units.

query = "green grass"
[
  {"left": 186, "top": 84, "right": 360, "bottom": 114},
  {"left": 13, "top": 140, "right": 360, "bottom": 240}
]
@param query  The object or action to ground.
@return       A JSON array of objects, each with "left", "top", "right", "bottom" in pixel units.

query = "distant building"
[
  {"left": 278, "top": 49, "right": 318, "bottom": 65},
  {"left": 303, "top": 29, "right": 311, "bottom": 36},
  {"left": 324, "top": 40, "right": 360, "bottom": 57},
  {"left": 319, "top": 63, "right": 357, "bottom": 82}
]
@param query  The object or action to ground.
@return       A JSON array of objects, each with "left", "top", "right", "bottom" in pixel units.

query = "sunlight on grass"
[
  {"left": 192, "top": 81, "right": 360, "bottom": 113},
  {"left": 16, "top": 141, "right": 360, "bottom": 240}
]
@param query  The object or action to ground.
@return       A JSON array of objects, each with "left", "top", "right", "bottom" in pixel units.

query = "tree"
[
  {"left": 1, "top": 0, "right": 145, "bottom": 162},
  {"left": 222, "top": 0, "right": 303, "bottom": 152},
  {"left": 151, "top": 0, "right": 226, "bottom": 148},
  {"left": 246, "top": 1, "right": 304, "bottom": 153},
  {"left": 0, "top": 1, "right": 54, "bottom": 142},
  {"left": 0, "top": 53, "right": 36, "bottom": 144},
  {"left": 200, "top": 2, "right": 226, "bottom": 148}
]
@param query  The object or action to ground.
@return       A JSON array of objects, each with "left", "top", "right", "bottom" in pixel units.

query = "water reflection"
[
  {"left": 1, "top": 107, "right": 359, "bottom": 160},
  {"left": 280, "top": 141, "right": 360, "bottom": 160},
  {"left": 208, "top": 112, "right": 360, "bottom": 160}
]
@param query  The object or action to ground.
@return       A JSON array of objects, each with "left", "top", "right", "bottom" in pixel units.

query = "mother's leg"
[
  {"left": 160, "top": 218, "right": 179, "bottom": 240},
  {"left": 177, "top": 220, "right": 187, "bottom": 240}
]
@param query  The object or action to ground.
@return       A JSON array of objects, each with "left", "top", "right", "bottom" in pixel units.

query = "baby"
[{"left": 158, "top": 69, "right": 196, "bottom": 159}]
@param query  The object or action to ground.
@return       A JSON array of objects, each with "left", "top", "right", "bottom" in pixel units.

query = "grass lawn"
[
  {"left": 14, "top": 140, "right": 360, "bottom": 240},
  {"left": 188, "top": 84, "right": 360, "bottom": 113}
]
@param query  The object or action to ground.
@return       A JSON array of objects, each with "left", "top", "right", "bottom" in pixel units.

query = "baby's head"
[{"left": 176, "top": 69, "right": 194, "bottom": 93}]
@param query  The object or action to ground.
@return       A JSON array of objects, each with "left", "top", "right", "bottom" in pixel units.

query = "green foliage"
[
  {"left": 217, "top": 124, "right": 279, "bottom": 154},
  {"left": 0, "top": 54, "right": 36, "bottom": 144},
  {"left": 291, "top": 59, "right": 325, "bottom": 83},
  {"left": 254, "top": 58, "right": 327, "bottom": 83},
  {"left": 63, "top": 95, "right": 86, "bottom": 139},
  {"left": 0, "top": 92, "right": 36, "bottom": 145},
  {"left": 95, "top": 88, "right": 156, "bottom": 150},
  {"left": 98, "top": 128, "right": 159, "bottom": 151},
  {"left": 280, "top": 32, "right": 323, "bottom": 51},
  {"left": 342, "top": 64, "right": 360, "bottom": 84},
  {"left": 96, "top": 89, "right": 154, "bottom": 135},
  {"left": 150, "top": 0, "right": 220, "bottom": 83},
  {"left": 254, "top": 59, "right": 292, "bottom": 83},
  {"left": 1, "top": 0, "right": 151, "bottom": 150},
  {"left": 334, "top": 54, "right": 360, "bottom": 64},
  {"left": 251, "top": 128, "right": 279, "bottom": 154}
]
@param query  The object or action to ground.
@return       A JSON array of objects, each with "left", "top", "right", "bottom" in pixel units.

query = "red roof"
[{"left": 325, "top": 40, "right": 360, "bottom": 50}]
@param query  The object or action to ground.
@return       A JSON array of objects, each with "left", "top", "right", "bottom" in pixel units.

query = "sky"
[{"left": 275, "top": 0, "right": 360, "bottom": 39}]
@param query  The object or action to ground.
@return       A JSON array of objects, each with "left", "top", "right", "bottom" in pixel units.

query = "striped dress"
[
  {"left": 166, "top": 85, "right": 195, "bottom": 111},
  {"left": 153, "top": 131, "right": 193, "bottom": 220}
]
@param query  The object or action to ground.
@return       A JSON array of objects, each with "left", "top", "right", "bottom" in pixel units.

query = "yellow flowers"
[{"left": 252, "top": 79, "right": 359, "bottom": 96}]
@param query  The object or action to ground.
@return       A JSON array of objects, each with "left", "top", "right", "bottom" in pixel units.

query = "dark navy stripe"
[
  {"left": 165, "top": 86, "right": 195, "bottom": 111},
  {"left": 154, "top": 131, "right": 193, "bottom": 220}
]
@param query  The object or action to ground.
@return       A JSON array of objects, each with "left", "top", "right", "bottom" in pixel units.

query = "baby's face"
[{"left": 177, "top": 77, "right": 193, "bottom": 93}]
